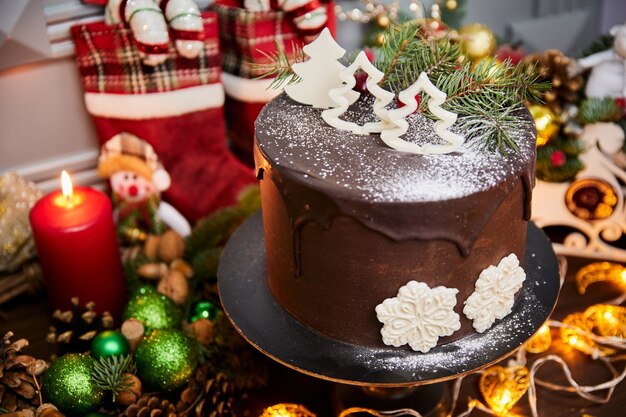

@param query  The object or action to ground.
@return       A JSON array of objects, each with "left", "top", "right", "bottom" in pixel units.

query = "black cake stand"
[{"left": 218, "top": 212, "right": 560, "bottom": 393}]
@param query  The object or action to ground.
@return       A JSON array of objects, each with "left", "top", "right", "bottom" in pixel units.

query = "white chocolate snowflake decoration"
[
  {"left": 375, "top": 281, "right": 461, "bottom": 353},
  {"left": 463, "top": 254, "right": 527, "bottom": 333}
]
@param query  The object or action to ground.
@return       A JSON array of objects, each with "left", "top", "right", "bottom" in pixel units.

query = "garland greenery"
[
  {"left": 578, "top": 97, "right": 622, "bottom": 124},
  {"left": 91, "top": 354, "right": 136, "bottom": 402},
  {"left": 536, "top": 135, "right": 585, "bottom": 183},
  {"left": 258, "top": 22, "right": 548, "bottom": 154}
]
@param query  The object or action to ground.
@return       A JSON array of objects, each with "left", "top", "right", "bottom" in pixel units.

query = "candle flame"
[{"left": 61, "top": 170, "right": 74, "bottom": 200}]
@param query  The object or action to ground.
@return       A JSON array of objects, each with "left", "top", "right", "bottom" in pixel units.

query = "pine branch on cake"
[
  {"left": 257, "top": 22, "right": 547, "bottom": 154},
  {"left": 432, "top": 58, "right": 548, "bottom": 152},
  {"left": 376, "top": 25, "right": 461, "bottom": 92},
  {"left": 254, "top": 41, "right": 306, "bottom": 89},
  {"left": 454, "top": 106, "right": 526, "bottom": 153}
]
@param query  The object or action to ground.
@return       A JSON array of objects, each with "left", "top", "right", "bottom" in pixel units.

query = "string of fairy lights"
[
  {"left": 334, "top": 0, "right": 460, "bottom": 23},
  {"left": 258, "top": 261, "right": 626, "bottom": 416}
]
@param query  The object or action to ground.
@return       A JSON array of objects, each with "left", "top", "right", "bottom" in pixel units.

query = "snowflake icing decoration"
[
  {"left": 463, "top": 253, "right": 527, "bottom": 333},
  {"left": 375, "top": 281, "right": 461, "bottom": 353}
]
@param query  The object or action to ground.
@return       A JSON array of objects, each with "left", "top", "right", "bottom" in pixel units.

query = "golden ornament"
[
  {"left": 259, "top": 403, "right": 316, "bottom": 417},
  {"left": 528, "top": 105, "right": 560, "bottom": 146},
  {"left": 375, "top": 33, "right": 386, "bottom": 46},
  {"left": 376, "top": 14, "right": 390, "bottom": 29},
  {"left": 446, "top": 0, "right": 458, "bottom": 11},
  {"left": 575, "top": 262, "right": 626, "bottom": 295},
  {"left": 565, "top": 178, "right": 617, "bottom": 220},
  {"left": 525, "top": 323, "right": 552, "bottom": 353},
  {"left": 479, "top": 365, "right": 530, "bottom": 416},
  {"left": 458, "top": 23, "right": 497, "bottom": 60}
]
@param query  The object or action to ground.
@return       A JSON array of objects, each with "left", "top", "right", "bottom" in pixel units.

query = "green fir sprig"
[
  {"left": 254, "top": 40, "right": 306, "bottom": 90},
  {"left": 578, "top": 97, "right": 622, "bottom": 124},
  {"left": 376, "top": 25, "right": 461, "bottom": 92},
  {"left": 91, "top": 354, "right": 136, "bottom": 402}
]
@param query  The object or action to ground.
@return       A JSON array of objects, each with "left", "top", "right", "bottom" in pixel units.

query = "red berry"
[
  {"left": 353, "top": 72, "right": 368, "bottom": 94},
  {"left": 550, "top": 150, "right": 566, "bottom": 167},
  {"left": 396, "top": 94, "right": 421, "bottom": 114},
  {"left": 616, "top": 97, "right": 626, "bottom": 109},
  {"left": 364, "top": 49, "right": 375, "bottom": 63}
]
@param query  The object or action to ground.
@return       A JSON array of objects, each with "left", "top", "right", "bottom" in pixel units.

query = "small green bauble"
[
  {"left": 42, "top": 354, "right": 104, "bottom": 415},
  {"left": 135, "top": 329, "right": 198, "bottom": 392},
  {"left": 123, "top": 285, "right": 181, "bottom": 331},
  {"left": 91, "top": 330, "right": 131, "bottom": 359},
  {"left": 189, "top": 300, "right": 219, "bottom": 323}
]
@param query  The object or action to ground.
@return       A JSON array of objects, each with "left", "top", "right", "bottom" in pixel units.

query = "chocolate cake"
[{"left": 254, "top": 93, "right": 536, "bottom": 351}]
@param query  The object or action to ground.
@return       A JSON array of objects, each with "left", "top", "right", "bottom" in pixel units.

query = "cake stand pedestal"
[{"left": 218, "top": 212, "right": 561, "bottom": 409}]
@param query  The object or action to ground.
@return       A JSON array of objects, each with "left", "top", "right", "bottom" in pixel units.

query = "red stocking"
[
  {"left": 71, "top": 12, "right": 255, "bottom": 222},
  {"left": 214, "top": 0, "right": 335, "bottom": 162}
]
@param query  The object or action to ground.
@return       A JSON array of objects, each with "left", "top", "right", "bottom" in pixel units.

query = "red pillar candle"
[{"left": 29, "top": 171, "right": 126, "bottom": 318}]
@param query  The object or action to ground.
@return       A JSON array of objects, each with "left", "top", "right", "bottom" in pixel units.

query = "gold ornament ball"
[
  {"left": 376, "top": 14, "right": 391, "bottom": 29},
  {"left": 446, "top": 0, "right": 458, "bottom": 11},
  {"left": 375, "top": 33, "right": 386, "bottom": 46},
  {"left": 459, "top": 23, "right": 497, "bottom": 60},
  {"left": 528, "top": 105, "right": 559, "bottom": 146}
]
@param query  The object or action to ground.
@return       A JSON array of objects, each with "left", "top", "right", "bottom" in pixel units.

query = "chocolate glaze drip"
[{"left": 255, "top": 94, "right": 537, "bottom": 275}]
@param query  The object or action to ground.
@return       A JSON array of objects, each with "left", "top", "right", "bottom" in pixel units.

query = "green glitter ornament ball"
[
  {"left": 91, "top": 330, "right": 130, "bottom": 359},
  {"left": 135, "top": 329, "right": 198, "bottom": 392},
  {"left": 123, "top": 285, "right": 182, "bottom": 331},
  {"left": 42, "top": 354, "right": 104, "bottom": 415}
]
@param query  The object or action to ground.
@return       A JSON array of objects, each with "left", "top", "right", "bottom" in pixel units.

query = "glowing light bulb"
[
  {"left": 526, "top": 323, "right": 551, "bottom": 353},
  {"left": 259, "top": 404, "right": 316, "bottom": 417}
]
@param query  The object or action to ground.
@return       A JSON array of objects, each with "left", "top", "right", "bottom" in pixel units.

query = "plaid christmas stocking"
[
  {"left": 214, "top": 0, "right": 335, "bottom": 163},
  {"left": 71, "top": 12, "right": 255, "bottom": 222}
]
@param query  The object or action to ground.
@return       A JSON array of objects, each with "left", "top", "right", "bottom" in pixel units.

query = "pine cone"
[
  {"left": 523, "top": 49, "right": 583, "bottom": 114},
  {"left": 46, "top": 298, "right": 114, "bottom": 357},
  {"left": 119, "top": 395, "right": 177, "bottom": 417},
  {"left": 0, "top": 332, "right": 48, "bottom": 413},
  {"left": 177, "top": 368, "right": 237, "bottom": 417}
]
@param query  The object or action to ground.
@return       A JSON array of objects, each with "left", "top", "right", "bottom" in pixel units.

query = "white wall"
[{"left": 0, "top": 58, "right": 98, "bottom": 170}]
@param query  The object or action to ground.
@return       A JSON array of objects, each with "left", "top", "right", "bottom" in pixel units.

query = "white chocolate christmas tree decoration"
[
  {"left": 380, "top": 72, "right": 464, "bottom": 155},
  {"left": 375, "top": 281, "right": 461, "bottom": 353},
  {"left": 285, "top": 28, "right": 352, "bottom": 109},
  {"left": 463, "top": 254, "right": 526, "bottom": 333},
  {"left": 322, "top": 51, "right": 393, "bottom": 134}
]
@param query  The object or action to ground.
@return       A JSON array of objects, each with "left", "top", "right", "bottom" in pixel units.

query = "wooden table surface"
[{"left": 1, "top": 256, "right": 625, "bottom": 416}]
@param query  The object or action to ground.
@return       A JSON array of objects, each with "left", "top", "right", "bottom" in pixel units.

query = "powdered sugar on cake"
[{"left": 256, "top": 94, "right": 533, "bottom": 203}]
